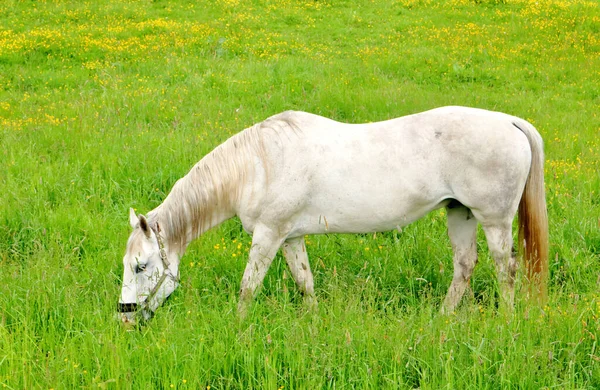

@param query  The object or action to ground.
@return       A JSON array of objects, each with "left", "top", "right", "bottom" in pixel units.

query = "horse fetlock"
[
  {"left": 442, "top": 282, "right": 466, "bottom": 313},
  {"left": 237, "top": 300, "right": 250, "bottom": 319},
  {"left": 497, "top": 277, "right": 516, "bottom": 309},
  {"left": 441, "top": 297, "right": 459, "bottom": 315},
  {"left": 239, "top": 287, "right": 254, "bottom": 302},
  {"left": 303, "top": 294, "right": 318, "bottom": 310},
  {"left": 508, "top": 257, "right": 518, "bottom": 278}
]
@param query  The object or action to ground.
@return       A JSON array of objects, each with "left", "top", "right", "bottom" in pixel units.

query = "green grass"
[{"left": 1, "top": 0, "right": 600, "bottom": 388}]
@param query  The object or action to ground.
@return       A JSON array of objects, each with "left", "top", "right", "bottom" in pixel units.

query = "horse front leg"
[
  {"left": 238, "top": 224, "right": 286, "bottom": 318},
  {"left": 282, "top": 236, "right": 317, "bottom": 309}
]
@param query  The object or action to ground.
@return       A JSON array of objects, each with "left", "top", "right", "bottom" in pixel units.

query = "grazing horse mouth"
[
  {"left": 117, "top": 302, "right": 154, "bottom": 325},
  {"left": 117, "top": 294, "right": 172, "bottom": 322}
]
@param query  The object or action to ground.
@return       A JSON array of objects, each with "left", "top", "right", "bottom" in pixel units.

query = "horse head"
[{"left": 118, "top": 208, "right": 180, "bottom": 326}]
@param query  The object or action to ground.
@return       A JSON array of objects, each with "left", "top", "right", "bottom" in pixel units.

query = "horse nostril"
[{"left": 117, "top": 302, "right": 138, "bottom": 313}]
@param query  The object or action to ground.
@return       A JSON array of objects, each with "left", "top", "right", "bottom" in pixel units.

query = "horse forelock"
[
  {"left": 148, "top": 112, "right": 301, "bottom": 253},
  {"left": 125, "top": 228, "right": 148, "bottom": 261}
]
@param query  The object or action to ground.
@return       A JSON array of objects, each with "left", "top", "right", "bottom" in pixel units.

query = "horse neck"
[
  {"left": 148, "top": 157, "right": 240, "bottom": 255},
  {"left": 145, "top": 120, "right": 275, "bottom": 254}
]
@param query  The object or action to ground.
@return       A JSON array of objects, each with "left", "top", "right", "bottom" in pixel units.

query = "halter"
[
  {"left": 139, "top": 224, "right": 180, "bottom": 313},
  {"left": 118, "top": 223, "right": 180, "bottom": 317}
]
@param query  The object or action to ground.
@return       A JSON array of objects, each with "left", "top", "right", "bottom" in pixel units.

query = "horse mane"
[{"left": 147, "top": 111, "right": 301, "bottom": 253}]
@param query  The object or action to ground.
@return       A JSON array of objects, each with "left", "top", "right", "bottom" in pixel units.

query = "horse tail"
[{"left": 513, "top": 120, "right": 549, "bottom": 301}]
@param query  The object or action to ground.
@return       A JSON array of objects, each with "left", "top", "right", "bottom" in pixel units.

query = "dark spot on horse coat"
[{"left": 435, "top": 131, "right": 442, "bottom": 138}]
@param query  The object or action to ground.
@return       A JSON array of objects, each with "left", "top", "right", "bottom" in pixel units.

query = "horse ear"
[
  {"left": 129, "top": 208, "right": 138, "bottom": 229},
  {"left": 138, "top": 214, "right": 151, "bottom": 238}
]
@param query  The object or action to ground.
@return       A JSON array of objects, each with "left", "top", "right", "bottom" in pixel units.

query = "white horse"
[{"left": 118, "top": 106, "right": 548, "bottom": 324}]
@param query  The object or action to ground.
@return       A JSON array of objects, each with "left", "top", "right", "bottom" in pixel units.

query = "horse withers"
[{"left": 117, "top": 106, "right": 548, "bottom": 324}]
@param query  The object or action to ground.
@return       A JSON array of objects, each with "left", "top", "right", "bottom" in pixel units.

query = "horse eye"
[{"left": 135, "top": 263, "right": 147, "bottom": 274}]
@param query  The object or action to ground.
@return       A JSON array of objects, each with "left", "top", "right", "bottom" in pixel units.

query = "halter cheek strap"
[{"left": 139, "top": 224, "right": 180, "bottom": 313}]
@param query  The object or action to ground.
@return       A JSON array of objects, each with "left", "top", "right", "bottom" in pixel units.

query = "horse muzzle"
[{"left": 117, "top": 302, "right": 154, "bottom": 327}]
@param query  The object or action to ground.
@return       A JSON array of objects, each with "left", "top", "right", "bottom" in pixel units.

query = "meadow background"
[{"left": 1, "top": 0, "right": 600, "bottom": 388}]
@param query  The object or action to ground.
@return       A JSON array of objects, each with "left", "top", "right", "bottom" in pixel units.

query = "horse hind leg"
[
  {"left": 481, "top": 221, "right": 517, "bottom": 310},
  {"left": 281, "top": 236, "right": 317, "bottom": 309},
  {"left": 442, "top": 203, "right": 478, "bottom": 314}
]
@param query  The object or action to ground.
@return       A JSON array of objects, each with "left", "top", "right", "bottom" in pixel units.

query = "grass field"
[{"left": 1, "top": 0, "right": 600, "bottom": 388}]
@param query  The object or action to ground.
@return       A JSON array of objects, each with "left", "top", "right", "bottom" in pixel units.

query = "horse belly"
[
  {"left": 289, "top": 167, "right": 449, "bottom": 236},
  {"left": 280, "top": 129, "right": 450, "bottom": 235}
]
